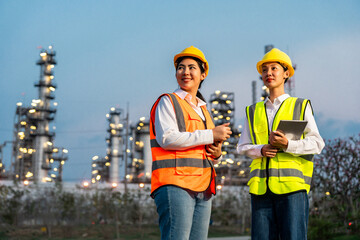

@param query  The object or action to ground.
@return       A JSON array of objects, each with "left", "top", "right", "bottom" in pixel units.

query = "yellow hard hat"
[
  {"left": 174, "top": 46, "right": 209, "bottom": 76},
  {"left": 256, "top": 48, "right": 294, "bottom": 77}
]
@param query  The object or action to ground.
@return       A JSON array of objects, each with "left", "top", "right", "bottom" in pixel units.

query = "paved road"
[{"left": 208, "top": 237, "right": 251, "bottom": 240}]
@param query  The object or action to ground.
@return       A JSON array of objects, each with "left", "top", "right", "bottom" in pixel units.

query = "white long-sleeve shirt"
[
  {"left": 237, "top": 94, "right": 325, "bottom": 159},
  {"left": 155, "top": 88, "right": 214, "bottom": 151}
]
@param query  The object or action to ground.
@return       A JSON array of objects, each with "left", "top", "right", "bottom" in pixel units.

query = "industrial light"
[
  {"left": 140, "top": 117, "right": 146, "bottom": 121},
  {"left": 139, "top": 183, "right": 145, "bottom": 188},
  {"left": 226, "top": 159, "right": 234, "bottom": 164},
  {"left": 111, "top": 183, "right": 118, "bottom": 188},
  {"left": 83, "top": 181, "right": 90, "bottom": 188},
  {"left": 215, "top": 90, "right": 220, "bottom": 95},
  {"left": 16, "top": 102, "right": 23, "bottom": 106}
]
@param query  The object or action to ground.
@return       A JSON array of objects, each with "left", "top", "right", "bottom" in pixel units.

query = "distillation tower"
[
  {"left": 12, "top": 47, "right": 68, "bottom": 183},
  {"left": 129, "top": 117, "right": 151, "bottom": 183},
  {"left": 209, "top": 90, "right": 250, "bottom": 185},
  {"left": 91, "top": 107, "right": 126, "bottom": 184}
]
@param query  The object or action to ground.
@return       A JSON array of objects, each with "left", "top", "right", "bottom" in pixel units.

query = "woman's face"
[
  {"left": 261, "top": 62, "right": 289, "bottom": 90},
  {"left": 176, "top": 58, "right": 206, "bottom": 93}
]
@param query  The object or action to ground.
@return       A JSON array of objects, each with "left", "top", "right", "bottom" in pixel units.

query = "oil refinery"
[{"left": 0, "top": 45, "right": 295, "bottom": 188}]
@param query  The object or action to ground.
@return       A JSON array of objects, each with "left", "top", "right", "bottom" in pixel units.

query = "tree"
[{"left": 312, "top": 134, "right": 360, "bottom": 231}]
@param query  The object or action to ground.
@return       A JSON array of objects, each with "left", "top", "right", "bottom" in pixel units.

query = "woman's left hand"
[{"left": 206, "top": 141, "right": 223, "bottom": 159}]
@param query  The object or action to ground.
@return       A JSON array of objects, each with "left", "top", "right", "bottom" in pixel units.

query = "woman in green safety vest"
[{"left": 237, "top": 48, "right": 325, "bottom": 240}]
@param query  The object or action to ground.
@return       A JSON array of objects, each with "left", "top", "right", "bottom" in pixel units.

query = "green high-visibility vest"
[{"left": 246, "top": 97, "right": 314, "bottom": 195}]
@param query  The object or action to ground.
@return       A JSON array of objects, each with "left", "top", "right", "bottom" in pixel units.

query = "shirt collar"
[
  {"left": 174, "top": 88, "right": 207, "bottom": 107},
  {"left": 264, "top": 93, "right": 290, "bottom": 105}
]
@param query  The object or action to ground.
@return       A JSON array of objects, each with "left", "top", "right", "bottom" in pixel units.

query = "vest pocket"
[
  {"left": 247, "top": 159, "right": 262, "bottom": 186},
  {"left": 277, "top": 156, "right": 305, "bottom": 183},
  {"left": 175, "top": 152, "right": 204, "bottom": 176}
]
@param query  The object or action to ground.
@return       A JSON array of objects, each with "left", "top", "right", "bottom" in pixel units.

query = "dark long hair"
[{"left": 175, "top": 56, "right": 207, "bottom": 102}]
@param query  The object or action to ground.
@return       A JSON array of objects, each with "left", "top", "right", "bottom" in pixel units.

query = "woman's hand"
[
  {"left": 261, "top": 144, "right": 279, "bottom": 158},
  {"left": 212, "top": 123, "right": 232, "bottom": 142},
  {"left": 269, "top": 130, "right": 288, "bottom": 149},
  {"left": 206, "top": 141, "right": 223, "bottom": 159}
]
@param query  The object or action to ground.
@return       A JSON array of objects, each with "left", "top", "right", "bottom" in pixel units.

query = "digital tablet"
[{"left": 276, "top": 120, "right": 308, "bottom": 140}]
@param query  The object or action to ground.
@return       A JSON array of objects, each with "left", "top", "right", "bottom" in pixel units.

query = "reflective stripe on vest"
[
  {"left": 246, "top": 97, "right": 314, "bottom": 195},
  {"left": 150, "top": 93, "right": 216, "bottom": 196}
]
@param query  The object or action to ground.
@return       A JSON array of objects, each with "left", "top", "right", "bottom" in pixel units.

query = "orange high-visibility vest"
[{"left": 150, "top": 93, "right": 217, "bottom": 197}]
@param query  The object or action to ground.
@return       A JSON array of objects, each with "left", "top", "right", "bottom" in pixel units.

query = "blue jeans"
[
  {"left": 153, "top": 186, "right": 212, "bottom": 240},
  {"left": 251, "top": 191, "right": 309, "bottom": 240}
]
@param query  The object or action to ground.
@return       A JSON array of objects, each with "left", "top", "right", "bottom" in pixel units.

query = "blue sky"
[{"left": 1, "top": 0, "right": 359, "bottom": 182}]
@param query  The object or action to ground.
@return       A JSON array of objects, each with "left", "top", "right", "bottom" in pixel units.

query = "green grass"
[{"left": 331, "top": 235, "right": 360, "bottom": 240}]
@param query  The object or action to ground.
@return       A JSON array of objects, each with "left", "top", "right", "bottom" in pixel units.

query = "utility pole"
[{"left": 124, "top": 103, "right": 129, "bottom": 194}]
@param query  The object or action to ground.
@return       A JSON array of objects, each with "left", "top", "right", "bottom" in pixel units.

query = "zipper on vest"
[
  {"left": 265, "top": 99, "right": 288, "bottom": 193},
  {"left": 264, "top": 104, "right": 270, "bottom": 191}
]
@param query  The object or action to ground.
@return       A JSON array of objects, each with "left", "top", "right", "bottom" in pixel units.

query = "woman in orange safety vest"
[{"left": 150, "top": 46, "right": 232, "bottom": 240}]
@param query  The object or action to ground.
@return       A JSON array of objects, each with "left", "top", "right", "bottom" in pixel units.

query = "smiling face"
[
  {"left": 176, "top": 57, "right": 206, "bottom": 95},
  {"left": 261, "top": 62, "right": 290, "bottom": 90}
]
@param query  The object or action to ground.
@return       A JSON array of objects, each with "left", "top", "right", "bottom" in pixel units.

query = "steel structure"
[
  {"left": 11, "top": 47, "right": 68, "bottom": 183},
  {"left": 91, "top": 107, "right": 127, "bottom": 185},
  {"left": 209, "top": 90, "right": 251, "bottom": 185},
  {"left": 129, "top": 117, "right": 151, "bottom": 183}
]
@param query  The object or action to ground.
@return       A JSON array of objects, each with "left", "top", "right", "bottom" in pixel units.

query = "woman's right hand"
[
  {"left": 212, "top": 123, "right": 232, "bottom": 142},
  {"left": 261, "top": 144, "right": 278, "bottom": 158}
]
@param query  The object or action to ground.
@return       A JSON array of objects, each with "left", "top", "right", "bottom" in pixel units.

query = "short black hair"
[{"left": 277, "top": 62, "right": 289, "bottom": 83}]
